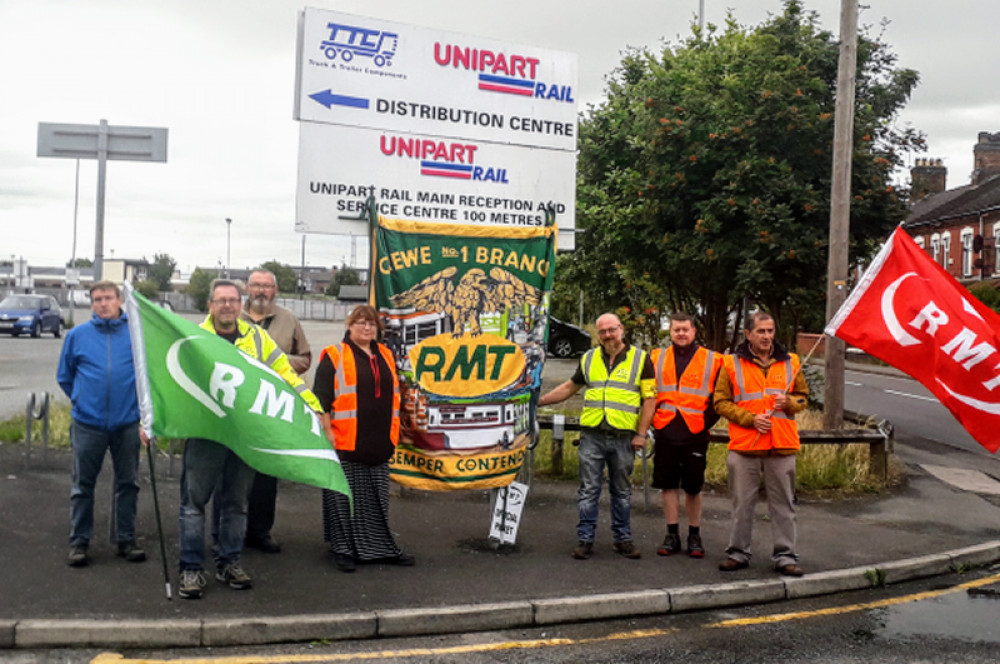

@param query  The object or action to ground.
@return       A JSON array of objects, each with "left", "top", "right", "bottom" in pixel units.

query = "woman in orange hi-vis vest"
[{"left": 314, "top": 305, "right": 411, "bottom": 573}]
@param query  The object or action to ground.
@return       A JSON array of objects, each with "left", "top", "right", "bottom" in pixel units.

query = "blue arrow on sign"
[{"left": 309, "top": 90, "right": 370, "bottom": 109}]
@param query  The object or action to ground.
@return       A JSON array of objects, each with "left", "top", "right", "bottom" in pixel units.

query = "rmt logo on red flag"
[{"left": 826, "top": 227, "right": 1000, "bottom": 453}]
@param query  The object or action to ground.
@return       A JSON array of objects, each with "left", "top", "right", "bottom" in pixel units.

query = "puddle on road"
[{"left": 878, "top": 589, "right": 1000, "bottom": 642}]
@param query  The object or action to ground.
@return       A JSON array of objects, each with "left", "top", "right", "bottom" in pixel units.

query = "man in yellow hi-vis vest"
[
  {"left": 714, "top": 312, "right": 808, "bottom": 577},
  {"left": 539, "top": 313, "right": 656, "bottom": 561}
]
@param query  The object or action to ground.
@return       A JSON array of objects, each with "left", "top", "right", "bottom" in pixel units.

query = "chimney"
[
  {"left": 910, "top": 157, "right": 947, "bottom": 200},
  {"left": 972, "top": 131, "right": 1000, "bottom": 185}
]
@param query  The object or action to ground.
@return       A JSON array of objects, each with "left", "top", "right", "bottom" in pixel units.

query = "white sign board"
[
  {"left": 296, "top": 8, "right": 578, "bottom": 152},
  {"left": 489, "top": 481, "right": 528, "bottom": 545},
  {"left": 296, "top": 122, "right": 575, "bottom": 239},
  {"left": 37, "top": 122, "right": 168, "bottom": 162}
]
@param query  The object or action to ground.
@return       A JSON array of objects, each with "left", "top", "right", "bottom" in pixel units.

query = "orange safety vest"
[
  {"left": 319, "top": 342, "right": 400, "bottom": 452},
  {"left": 722, "top": 353, "right": 801, "bottom": 452},
  {"left": 651, "top": 345, "right": 721, "bottom": 433}
]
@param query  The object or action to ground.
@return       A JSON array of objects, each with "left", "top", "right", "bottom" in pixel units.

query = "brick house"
[{"left": 903, "top": 132, "right": 1000, "bottom": 286}]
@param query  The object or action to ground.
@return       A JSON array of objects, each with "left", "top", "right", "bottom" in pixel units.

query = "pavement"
[
  {"left": 2, "top": 357, "right": 1000, "bottom": 650},
  {"left": 2, "top": 438, "right": 1000, "bottom": 651}
]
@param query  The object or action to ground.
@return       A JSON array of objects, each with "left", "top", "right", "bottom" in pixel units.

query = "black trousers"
[{"left": 246, "top": 472, "right": 278, "bottom": 540}]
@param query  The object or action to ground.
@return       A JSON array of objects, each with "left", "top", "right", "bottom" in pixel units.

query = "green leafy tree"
[
  {"left": 185, "top": 267, "right": 214, "bottom": 312},
  {"left": 133, "top": 279, "right": 160, "bottom": 301},
  {"left": 260, "top": 260, "right": 298, "bottom": 294},
  {"left": 970, "top": 283, "right": 1000, "bottom": 314},
  {"left": 65, "top": 258, "right": 93, "bottom": 268},
  {"left": 325, "top": 265, "right": 363, "bottom": 297},
  {"left": 148, "top": 252, "right": 177, "bottom": 292},
  {"left": 570, "top": 0, "right": 922, "bottom": 350}
]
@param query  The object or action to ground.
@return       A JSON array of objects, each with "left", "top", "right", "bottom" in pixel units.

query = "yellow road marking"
[
  {"left": 91, "top": 572, "right": 1000, "bottom": 664},
  {"left": 707, "top": 572, "right": 1000, "bottom": 628}
]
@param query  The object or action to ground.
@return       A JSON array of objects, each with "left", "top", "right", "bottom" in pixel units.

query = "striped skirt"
[{"left": 322, "top": 460, "right": 402, "bottom": 561}]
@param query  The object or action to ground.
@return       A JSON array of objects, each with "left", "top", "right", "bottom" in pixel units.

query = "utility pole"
[
  {"left": 225, "top": 217, "right": 232, "bottom": 278},
  {"left": 300, "top": 234, "right": 306, "bottom": 300},
  {"left": 823, "top": 0, "right": 858, "bottom": 431}
]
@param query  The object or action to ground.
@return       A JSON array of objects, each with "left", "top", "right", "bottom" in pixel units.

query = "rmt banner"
[
  {"left": 826, "top": 227, "right": 1000, "bottom": 454},
  {"left": 374, "top": 216, "right": 556, "bottom": 490}
]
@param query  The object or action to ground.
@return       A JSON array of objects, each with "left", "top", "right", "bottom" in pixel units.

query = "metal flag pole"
[
  {"left": 123, "top": 282, "right": 172, "bottom": 600},
  {"left": 145, "top": 435, "right": 172, "bottom": 600}
]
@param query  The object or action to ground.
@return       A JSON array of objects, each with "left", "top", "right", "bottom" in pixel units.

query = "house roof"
[{"left": 905, "top": 174, "right": 1000, "bottom": 229}]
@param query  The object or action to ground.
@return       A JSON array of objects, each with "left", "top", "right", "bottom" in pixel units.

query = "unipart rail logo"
[
  {"left": 319, "top": 22, "right": 398, "bottom": 68},
  {"left": 380, "top": 135, "right": 509, "bottom": 183},
  {"left": 433, "top": 42, "right": 574, "bottom": 103}
]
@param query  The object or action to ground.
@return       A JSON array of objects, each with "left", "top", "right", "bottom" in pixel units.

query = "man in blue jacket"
[{"left": 57, "top": 280, "right": 146, "bottom": 567}]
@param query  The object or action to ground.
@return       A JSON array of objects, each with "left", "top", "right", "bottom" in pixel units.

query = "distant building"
[{"left": 903, "top": 132, "right": 1000, "bottom": 286}]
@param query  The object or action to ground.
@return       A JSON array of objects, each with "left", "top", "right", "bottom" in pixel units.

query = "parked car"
[
  {"left": 547, "top": 317, "right": 592, "bottom": 358},
  {"left": 0, "top": 294, "right": 64, "bottom": 338}
]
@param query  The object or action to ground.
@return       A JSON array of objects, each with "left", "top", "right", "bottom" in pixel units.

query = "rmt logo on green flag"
[{"left": 124, "top": 288, "right": 350, "bottom": 497}]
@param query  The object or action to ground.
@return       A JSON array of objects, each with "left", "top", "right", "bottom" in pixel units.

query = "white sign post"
[
  {"left": 489, "top": 480, "right": 529, "bottom": 545},
  {"left": 294, "top": 9, "right": 578, "bottom": 248},
  {"left": 37, "top": 120, "right": 168, "bottom": 281}
]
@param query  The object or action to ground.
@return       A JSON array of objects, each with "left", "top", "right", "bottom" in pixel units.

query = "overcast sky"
[{"left": 2, "top": 0, "right": 995, "bottom": 275}]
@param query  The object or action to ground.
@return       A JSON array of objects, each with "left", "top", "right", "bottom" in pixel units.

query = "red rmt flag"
[{"left": 825, "top": 227, "right": 1000, "bottom": 454}]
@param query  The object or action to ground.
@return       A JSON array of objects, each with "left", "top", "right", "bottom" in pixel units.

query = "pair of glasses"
[
  {"left": 213, "top": 298, "right": 241, "bottom": 306},
  {"left": 597, "top": 326, "right": 621, "bottom": 336},
  {"left": 248, "top": 284, "right": 275, "bottom": 290},
  {"left": 352, "top": 320, "right": 377, "bottom": 328}
]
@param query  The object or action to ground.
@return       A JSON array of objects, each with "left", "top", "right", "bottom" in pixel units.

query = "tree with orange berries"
[{"left": 563, "top": 0, "right": 923, "bottom": 350}]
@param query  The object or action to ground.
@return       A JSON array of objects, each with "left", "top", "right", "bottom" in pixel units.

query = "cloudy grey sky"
[{"left": 1, "top": 0, "right": 994, "bottom": 275}]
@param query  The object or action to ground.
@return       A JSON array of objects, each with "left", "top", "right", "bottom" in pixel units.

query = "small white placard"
[{"left": 489, "top": 480, "right": 528, "bottom": 544}]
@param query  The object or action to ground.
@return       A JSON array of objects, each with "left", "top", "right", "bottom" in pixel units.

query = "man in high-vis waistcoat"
[
  {"left": 538, "top": 313, "right": 656, "bottom": 561},
  {"left": 650, "top": 312, "right": 723, "bottom": 559},
  {"left": 714, "top": 312, "right": 808, "bottom": 577}
]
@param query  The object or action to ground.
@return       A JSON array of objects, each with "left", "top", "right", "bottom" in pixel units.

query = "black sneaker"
[
  {"left": 67, "top": 545, "right": 88, "bottom": 567},
  {"left": 657, "top": 533, "right": 682, "bottom": 556},
  {"left": 687, "top": 532, "right": 705, "bottom": 558},
  {"left": 179, "top": 569, "right": 207, "bottom": 599},
  {"left": 117, "top": 541, "right": 147, "bottom": 563},
  {"left": 572, "top": 541, "right": 593, "bottom": 560},
  {"left": 216, "top": 562, "right": 253, "bottom": 589},
  {"left": 612, "top": 540, "right": 641, "bottom": 559},
  {"left": 245, "top": 534, "right": 281, "bottom": 554}
]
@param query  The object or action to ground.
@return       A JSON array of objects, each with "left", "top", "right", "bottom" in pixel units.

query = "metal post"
[
  {"left": 69, "top": 158, "right": 80, "bottom": 324},
  {"left": 823, "top": 0, "right": 858, "bottom": 431},
  {"left": 94, "top": 119, "right": 109, "bottom": 282}
]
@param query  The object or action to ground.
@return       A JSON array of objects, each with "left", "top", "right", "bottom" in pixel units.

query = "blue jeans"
[
  {"left": 576, "top": 429, "right": 635, "bottom": 543},
  {"left": 178, "top": 438, "right": 255, "bottom": 571},
  {"left": 69, "top": 419, "right": 141, "bottom": 547}
]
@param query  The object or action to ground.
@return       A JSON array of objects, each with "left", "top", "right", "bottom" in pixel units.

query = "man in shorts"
[{"left": 649, "top": 313, "right": 722, "bottom": 558}]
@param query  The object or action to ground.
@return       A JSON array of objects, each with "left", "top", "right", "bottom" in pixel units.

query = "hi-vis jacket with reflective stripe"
[
  {"left": 720, "top": 351, "right": 801, "bottom": 452},
  {"left": 199, "top": 316, "right": 321, "bottom": 411},
  {"left": 319, "top": 342, "right": 400, "bottom": 452},
  {"left": 650, "top": 345, "right": 722, "bottom": 433},
  {"left": 580, "top": 345, "right": 647, "bottom": 432}
]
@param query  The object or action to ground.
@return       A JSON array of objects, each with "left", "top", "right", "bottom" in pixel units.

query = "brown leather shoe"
[
  {"left": 718, "top": 557, "right": 749, "bottom": 572},
  {"left": 777, "top": 563, "right": 804, "bottom": 577}
]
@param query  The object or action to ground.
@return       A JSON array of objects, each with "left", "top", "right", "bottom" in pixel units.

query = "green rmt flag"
[{"left": 124, "top": 285, "right": 350, "bottom": 498}]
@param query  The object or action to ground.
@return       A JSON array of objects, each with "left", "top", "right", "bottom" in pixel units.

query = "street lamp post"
[{"left": 225, "top": 217, "right": 232, "bottom": 278}]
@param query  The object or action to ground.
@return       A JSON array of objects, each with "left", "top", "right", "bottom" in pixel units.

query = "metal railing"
[
  {"left": 24, "top": 391, "right": 51, "bottom": 467},
  {"left": 535, "top": 412, "right": 894, "bottom": 507}
]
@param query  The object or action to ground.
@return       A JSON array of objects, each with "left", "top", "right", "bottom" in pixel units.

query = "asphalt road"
[
  {"left": 8, "top": 571, "right": 999, "bottom": 663},
  {"left": 844, "top": 367, "right": 986, "bottom": 457}
]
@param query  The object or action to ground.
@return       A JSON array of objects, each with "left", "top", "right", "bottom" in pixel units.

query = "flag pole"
[
  {"left": 750, "top": 333, "right": 825, "bottom": 448},
  {"left": 145, "top": 436, "right": 172, "bottom": 600},
  {"left": 123, "top": 283, "right": 172, "bottom": 600}
]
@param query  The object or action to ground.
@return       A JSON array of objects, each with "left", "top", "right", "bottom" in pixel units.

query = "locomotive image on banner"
[{"left": 373, "top": 214, "right": 556, "bottom": 490}]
